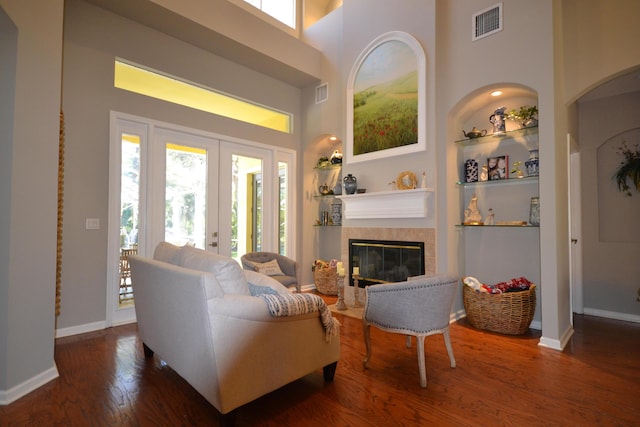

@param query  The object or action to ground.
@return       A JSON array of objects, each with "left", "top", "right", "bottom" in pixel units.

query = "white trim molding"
[
  {"left": 338, "top": 188, "right": 433, "bottom": 219},
  {"left": 0, "top": 365, "right": 59, "bottom": 405}
]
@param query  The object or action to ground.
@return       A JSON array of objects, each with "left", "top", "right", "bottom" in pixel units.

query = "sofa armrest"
[{"left": 208, "top": 295, "right": 318, "bottom": 322}]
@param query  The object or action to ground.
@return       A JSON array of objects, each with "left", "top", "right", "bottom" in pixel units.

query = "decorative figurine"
[
  {"left": 421, "top": 171, "right": 427, "bottom": 188},
  {"left": 511, "top": 161, "right": 524, "bottom": 178},
  {"left": 463, "top": 193, "right": 482, "bottom": 224},
  {"left": 480, "top": 165, "right": 489, "bottom": 182},
  {"left": 485, "top": 208, "right": 495, "bottom": 225}
]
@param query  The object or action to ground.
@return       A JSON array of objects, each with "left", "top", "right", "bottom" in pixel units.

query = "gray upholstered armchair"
[
  {"left": 240, "top": 251, "right": 300, "bottom": 292},
  {"left": 362, "top": 273, "right": 459, "bottom": 388}
]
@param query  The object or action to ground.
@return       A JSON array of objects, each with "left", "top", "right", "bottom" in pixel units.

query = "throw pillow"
[
  {"left": 254, "top": 259, "right": 285, "bottom": 276},
  {"left": 248, "top": 283, "right": 279, "bottom": 296},
  {"left": 177, "top": 245, "right": 250, "bottom": 295},
  {"left": 153, "top": 241, "right": 181, "bottom": 264}
]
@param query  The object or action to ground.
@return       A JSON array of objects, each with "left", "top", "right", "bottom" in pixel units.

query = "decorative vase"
[
  {"left": 343, "top": 174, "right": 357, "bottom": 194},
  {"left": 489, "top": 106, "right": 507, "bottom": 135},
  {"left": 465, "top": 159, "right": 479, "bottom": 183},
  {"left": 332, "top": 182, "right": 342, "bottom": 195},
  {"left": 529, "top": 197, "right": 540, "bottom": 226},
  {"left": 525, "top": 149, "right": 539, "bottom": 177},
  {"left": 331, "top": 203, "right": 342, "bottom": 225}
]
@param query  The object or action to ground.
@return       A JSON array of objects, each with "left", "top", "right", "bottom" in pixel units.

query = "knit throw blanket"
[{"left": 259, "top": 293, "right": 340, "bottom": 342}]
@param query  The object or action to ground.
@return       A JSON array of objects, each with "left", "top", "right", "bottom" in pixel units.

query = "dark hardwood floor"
[{"left": 1, "top": 294, "right": 639, "bottom": 426}]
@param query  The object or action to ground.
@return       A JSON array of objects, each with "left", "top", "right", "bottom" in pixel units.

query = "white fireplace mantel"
[{"left": 337, "top": 188, "right": 434, "bottom": 219}]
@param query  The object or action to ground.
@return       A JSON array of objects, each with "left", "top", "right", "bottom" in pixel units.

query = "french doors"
[{"left": 107, "top": 113, "right": 294, "bottom": 326}]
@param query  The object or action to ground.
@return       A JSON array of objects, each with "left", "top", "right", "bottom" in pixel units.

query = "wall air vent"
[
  {"left": 315, "top": 82, "right": 329, "bottom": 104},
  {"left": 472, "top": 2, "right": 503, "bottom": 41}
]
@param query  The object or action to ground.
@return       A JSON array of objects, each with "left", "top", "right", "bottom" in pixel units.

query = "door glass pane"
[
  {"left": 165, "top": 144, "right": 207, "bottom": 248},
  {"left": 252, "top": 173, "right": 263, "bottom": 252},
  {"left": 278, "top": 162, "right": 287, "bottom": 255},
  {"left": 119, "top": 134, "right": 140, "bottom": 305},
  {"left": 231, "top": 155, "right": 263, "bottom": 259}
]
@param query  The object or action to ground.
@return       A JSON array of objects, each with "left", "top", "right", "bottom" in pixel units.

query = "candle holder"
[
  {"left": 352, "top": 274, "right": 362, "bottom": 308},
  {"left": 336, "top": 276, "right": 347, "bottom": 310}
]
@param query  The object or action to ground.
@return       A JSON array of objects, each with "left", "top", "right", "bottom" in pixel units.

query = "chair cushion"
[
  {"left": 177, "top": 245, "right": 250, "bottom": 296},
  {"left": 253, "top": 259, "right": 285, "bottom": 276}
]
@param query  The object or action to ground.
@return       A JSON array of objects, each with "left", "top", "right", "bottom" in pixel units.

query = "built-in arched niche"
[{"left": 447, "top": 83, "right": 542, "bottom": 329}]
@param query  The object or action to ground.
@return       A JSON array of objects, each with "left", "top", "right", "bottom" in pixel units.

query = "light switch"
[{"left": 86, "top": 218, "right": 100, "bottom": 230}]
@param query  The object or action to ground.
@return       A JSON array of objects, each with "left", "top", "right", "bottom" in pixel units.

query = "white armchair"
[{"left": 362, "top": 273, "right": 459, "bottom": 388}]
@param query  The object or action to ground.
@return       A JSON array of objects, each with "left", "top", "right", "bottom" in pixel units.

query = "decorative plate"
[{"left": 396, "top": 171, "right": 417, "bottom": 190}]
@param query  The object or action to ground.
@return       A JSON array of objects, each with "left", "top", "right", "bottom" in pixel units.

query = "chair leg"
[
  {"left": 362, "top": 318, "right": 372, "bottom": 368},
  {"left": 416, "top": 335, "right": 427, "bottom": 388},
  {"left": 443, "top": 329, "right": 456, "bottom": 368}
]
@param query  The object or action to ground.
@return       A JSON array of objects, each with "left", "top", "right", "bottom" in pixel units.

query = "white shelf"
[{"left": 337, "top": 188, "right": 434, "bottom": 219}]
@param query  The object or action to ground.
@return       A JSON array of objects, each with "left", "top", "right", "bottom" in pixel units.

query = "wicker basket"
[
  {"left": 314, "top": 267, "right": 339, "bottom": 295},
  {"left": 463, "top": 283, "right": 536, "bottom": 335}
]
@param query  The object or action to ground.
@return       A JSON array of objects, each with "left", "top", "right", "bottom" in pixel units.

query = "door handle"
[{"left": 209, "top": 231, "right": 218, "bottom": 247}]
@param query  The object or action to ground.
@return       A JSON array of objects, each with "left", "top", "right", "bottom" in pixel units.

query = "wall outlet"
[
  {"left": 637, "top": 287, "right": 640, "bottom": 302},
  {"left": 86, "top": 218, "right": 100, "bottom": 230}
]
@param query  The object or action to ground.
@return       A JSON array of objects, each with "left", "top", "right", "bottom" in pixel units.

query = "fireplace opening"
[{"left": 348, "top": 239, "right": 425, "bottom": 288}]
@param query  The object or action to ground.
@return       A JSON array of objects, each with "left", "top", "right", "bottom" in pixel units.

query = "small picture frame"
[{"left": 487, "top": 155, "right": 508, "bottom": 180}]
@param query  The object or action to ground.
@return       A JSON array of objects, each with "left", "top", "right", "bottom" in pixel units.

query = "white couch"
[{"left": 129, "top": 243, "right": 340, "bottom": 421}]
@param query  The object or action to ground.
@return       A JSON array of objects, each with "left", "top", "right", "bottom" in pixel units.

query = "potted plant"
[
  {"left": 614, "top": 140, "right": 640, "bottom": 196},
  {"left": 507, "top": 105, "right": 538, "bottom": 128}
]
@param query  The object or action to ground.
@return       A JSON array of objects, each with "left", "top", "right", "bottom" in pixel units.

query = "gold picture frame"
[{"left": 396, "top": 171, "right": 417, "bottom": 190}]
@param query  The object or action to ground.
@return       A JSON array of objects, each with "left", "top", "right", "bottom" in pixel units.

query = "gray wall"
[
  {"left": 58, "top": 0, "right": 303, "bottom": 330},
  {"left": 0, "top": 0, "right": 62, "bottom": 397}
]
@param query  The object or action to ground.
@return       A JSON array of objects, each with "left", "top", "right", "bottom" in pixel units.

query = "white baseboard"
[
  {"left": 0, "top": 364, "right": 59, "bottom": 405},
  {"left": 301, "top": 283, "right": 316, "bottom": 292},
  {"left": 583, "top": 307, "right": 640, "bottom": 324},
  {"left": 55, "top": 320, "right": 106, "bottom": 338},
  {"left": 539, "top": 325, "right": 574, "bottom": 350}
]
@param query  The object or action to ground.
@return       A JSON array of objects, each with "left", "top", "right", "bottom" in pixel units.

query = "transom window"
[
  {"left": 242, "top": 0, "right": 296, "bottom": 28},
  {"left": 114, "top": 60, "right": 292, "bottom": 134}
]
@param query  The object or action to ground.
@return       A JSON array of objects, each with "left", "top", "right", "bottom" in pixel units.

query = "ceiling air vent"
[
  {"left": 472, "top": 2, "right": 503, "bottom": 41},
  {"left": 315, "top": 82, "right": 328, "bottom": 104}
]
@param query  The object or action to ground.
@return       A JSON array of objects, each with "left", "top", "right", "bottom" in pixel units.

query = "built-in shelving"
[
  {"left": 456, "top": 176, "right": 538, "bottom": 187},
  {"left": 456, "top": 223, "right": 539, "bottom": 228},
  {"left": 455, "top": 126, "right": 538, "bottom": 147}
]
